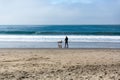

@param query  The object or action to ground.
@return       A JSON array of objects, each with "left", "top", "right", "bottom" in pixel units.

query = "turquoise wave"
[
  {"left": 0, "top": 31, "right": 120, "bottom": 35},
  {"left": 0, "top": 25, "right": 120, "bottom": 35}
]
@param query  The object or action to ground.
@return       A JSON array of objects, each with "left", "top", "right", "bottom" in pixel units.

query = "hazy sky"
[{"left": 0, "top": 0, "right": 120, "bottom": 25}]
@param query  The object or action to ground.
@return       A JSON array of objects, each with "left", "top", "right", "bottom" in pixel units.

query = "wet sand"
[{"left": 0, "top": 49, "right": 120, "bottom": 80}]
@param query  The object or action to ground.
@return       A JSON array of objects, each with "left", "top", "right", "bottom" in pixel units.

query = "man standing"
[{"left": 65, "top": 36, "right": 69, "bottom": 48}]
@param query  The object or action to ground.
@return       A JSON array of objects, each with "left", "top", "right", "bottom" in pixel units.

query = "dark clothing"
[
  {"left": 65, "top": 36, "right": 69, "bottom": 48},
  {"left": 65, "top": 37, "right": 68, "bottom": 43}
]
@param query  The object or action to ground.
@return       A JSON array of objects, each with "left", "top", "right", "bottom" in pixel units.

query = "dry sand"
[{"left": 0, "top": 49, "right": 120, "bottom": 80}]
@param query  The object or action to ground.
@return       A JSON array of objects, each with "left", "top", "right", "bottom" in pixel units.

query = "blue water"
[
  {"left": 0, "top": 25, "right": 120, "bottom": 35},
  {"left": 0, "top": 25, "right": 120, "bottom": 48}
]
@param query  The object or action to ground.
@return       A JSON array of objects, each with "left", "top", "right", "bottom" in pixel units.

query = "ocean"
[{"left": 0, "top": 25, "right": 120, "bottom": 48}]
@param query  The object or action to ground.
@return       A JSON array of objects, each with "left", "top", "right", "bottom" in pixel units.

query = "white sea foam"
[{"left": 0, "top": 35, "right": 120, "bottom": 42}]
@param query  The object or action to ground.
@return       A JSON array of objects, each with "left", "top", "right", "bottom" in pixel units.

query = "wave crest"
[{"left": 0, "top": 35, "right": 120, "bottom": 42}]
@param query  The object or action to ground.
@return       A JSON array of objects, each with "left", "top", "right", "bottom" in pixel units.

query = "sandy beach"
[{"left": 0, "top": 49, "right": 120, "bottom": 80}]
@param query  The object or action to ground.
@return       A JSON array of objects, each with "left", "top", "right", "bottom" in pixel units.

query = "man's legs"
[
  {"left": 65, "top": 42, "right": 68, "bottom": 48},
  {"left": 67, "top": 42, "right": 69, "bottom": 48}
]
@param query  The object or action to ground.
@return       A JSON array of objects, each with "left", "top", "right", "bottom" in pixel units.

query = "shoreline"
[
  {"left": 0, "top": 41, "right": 120, "bottom": 48},
  {"left": 0, "top": 48, "right": 115, "bottom": 50}
]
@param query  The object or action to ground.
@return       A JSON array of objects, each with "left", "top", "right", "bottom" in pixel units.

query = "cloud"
[
  {"left": 0, "top": 0, "right": 119, "bottom": 24},
  {"left": 50, "top": 0, "right": 95, "bottom": 4}
]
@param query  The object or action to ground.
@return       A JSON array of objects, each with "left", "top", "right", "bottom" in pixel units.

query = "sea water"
[{"left": 0, "top": 25, "right": 120, "bottom": 48}]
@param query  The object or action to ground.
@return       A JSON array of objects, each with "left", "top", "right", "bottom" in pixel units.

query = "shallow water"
[
  {"left": 0, "top": 41, "right": 120, "bottom": 48},
  {"left": 0, "top": 25, "right": 120, "bottom": 48}
]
